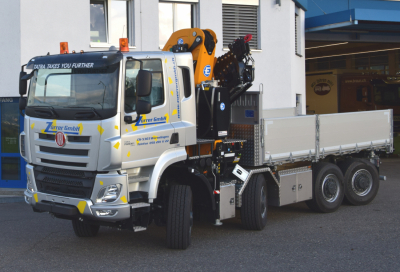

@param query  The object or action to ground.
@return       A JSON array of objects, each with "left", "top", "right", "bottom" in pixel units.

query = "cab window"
[{"left": 125, "top": 59, "right": 164, "bottom": 113}]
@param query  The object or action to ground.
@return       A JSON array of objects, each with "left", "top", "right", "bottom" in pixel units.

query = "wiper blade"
[
  {"left": 64, "top": 106, "right": 102, "bottom": 118},
  {"left": 30, "top": 106, "right": 59, "bottom": 118}
]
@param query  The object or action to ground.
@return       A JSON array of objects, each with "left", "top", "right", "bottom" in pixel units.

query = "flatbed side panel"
[
  {"left": 318, "top": 110, "right": 392, "bottom": 156},
  {"left": 263, "top": 115, "right": 316, "bottom": 163}
]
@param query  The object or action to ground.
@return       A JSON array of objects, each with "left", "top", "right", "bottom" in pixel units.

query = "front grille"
[
  {"left": 34, "top": 165, "right": 96, "bottom": 199},
  {"left": 40, "top": 146, "right": 89, "bottom": 156},
  {"left": 39, "top": 133, "right": 55, "bottom": 140},
  {"left": 41, "top": 159, "right": 87, "bottom": 168},
  {"left": 42, "top": 166, "right": 86, "bottom": 178},
  {"left": 68, "top": 136, "right": 90, "bottom": 143},
  {"left": 43, "top": 176, "right": 84, "bottom": 187},
  {"left": 39, "top": 134, "right": 90, "bottom": 143}
]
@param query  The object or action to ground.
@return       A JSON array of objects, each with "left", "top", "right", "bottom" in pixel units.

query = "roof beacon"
[
  {"left": 60, "top": 42, "right": 69, "bottom": 54},
  {"left": 119, "top": 38, "right": 129, "bottom": 52}
]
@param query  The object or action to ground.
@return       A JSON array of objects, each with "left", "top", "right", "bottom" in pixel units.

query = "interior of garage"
[{"left": 304, "top": 5, "right": 400, "bottom": 154}]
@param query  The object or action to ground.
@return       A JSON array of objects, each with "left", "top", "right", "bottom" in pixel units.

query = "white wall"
[
  {"left": 20, "top": 0, "right": 90, "bottom": 65},
  {"left": 0, "top": 0, "right": 306, "bottom": 111},
  {"left": 0, "top": 0, "right": 21, "bottom": 97}
]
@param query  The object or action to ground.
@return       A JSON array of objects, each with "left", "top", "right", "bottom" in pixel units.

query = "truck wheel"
[
  {"left": 241, "top": 174, "right": 268, "bottom": 230},
  {"left": 72, "top": 219, "right": 100, "bottom": 237},
  {"left": 306, "top": 163, "right": 344, "bottom": 213},
  {"left": 339, "top": 159, "right": 379, "bottom": 206},
  {"left": 166, "top": 185, "right": 193, "bottom": 249}
]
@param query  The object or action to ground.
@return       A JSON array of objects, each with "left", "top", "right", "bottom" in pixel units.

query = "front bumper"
[
  {"left": 24, "top": 164, "right": 134, "bottom": 222},
  {"left": 24, "top": 190, "right": 132, "bottom": 221}
]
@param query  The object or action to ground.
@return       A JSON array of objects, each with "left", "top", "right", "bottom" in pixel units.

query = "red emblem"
[{"left": 55, "top": 131, "right": 66, "bottom": 147}]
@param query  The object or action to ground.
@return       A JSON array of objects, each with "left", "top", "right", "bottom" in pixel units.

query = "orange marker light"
[
  {"left": 119, "top": 38, "right": 129, "bottom": 52},
  {"left": 60, "top": 42, "right": 69, "bottom": 54}
]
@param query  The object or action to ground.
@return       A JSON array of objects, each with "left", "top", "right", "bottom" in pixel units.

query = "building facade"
[{"left": 0, "top": 0, "right": 307, "bottom": 188}]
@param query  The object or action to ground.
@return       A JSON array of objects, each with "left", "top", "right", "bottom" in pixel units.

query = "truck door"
[{"left": 120, "top": 56, "right": 175, "bottom": 168}]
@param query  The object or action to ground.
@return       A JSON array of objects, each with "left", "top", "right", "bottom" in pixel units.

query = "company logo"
[
  {"left": 44, "top": 122, "right": 80, "bottom": 135},
  {"left": 55, "top": 131, "right": 66, "bottom": 147},
  {"left": 178, "top": 38, "right": 184, "bottom": 45},
  {"left": 220, "top": 102, "right": 225, "bottom": 111},
  {"left": 314, "top": 83, "right": 331, "bottom": 96},
  {"left": 203, "top": 65, "right": 211, "bottom": 77},
  {"left": 135, "top": 115, "right": 167, "bottom": 126}
]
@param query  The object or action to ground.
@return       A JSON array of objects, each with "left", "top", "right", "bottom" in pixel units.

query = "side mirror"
[
  {"left": 136, "top": 100, "right": 151, "bottom": 114},
  {"left": 19, "top": 71, "right": 27, "bottom": 96},
  {"left": 136, "top": 70, "right": 152, "bottom": 97},
  {"left": 19, "top": 97, "right": 26, "bottom": 111}
]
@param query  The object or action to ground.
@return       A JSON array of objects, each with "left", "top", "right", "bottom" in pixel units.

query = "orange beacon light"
[
  {"left": 119, "top": 38, "right": 129, "bottom": 52},
  {"left": 60, "top": 42, "right": 69, "bottom": 54}
]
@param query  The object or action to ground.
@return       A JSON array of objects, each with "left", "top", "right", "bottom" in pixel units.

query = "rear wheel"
[
  {"left": 339, "top": 159, "right": 379, "bottom": 206},
  {"left": 306, "top": 163, "right": 344, "bottom": 213},
  {"left": 166, "top": 185, "right": 193, "bottom": 250},
  {"left": 241, "top": 174, "right": 268, "bottom": 230},
  {"left": 72, "top": 219, "right": 100, "bottom": 237}
]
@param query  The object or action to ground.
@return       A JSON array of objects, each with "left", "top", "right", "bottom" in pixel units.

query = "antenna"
[{"left": 311, "top": 0, "right": 327, "bottom": 15}]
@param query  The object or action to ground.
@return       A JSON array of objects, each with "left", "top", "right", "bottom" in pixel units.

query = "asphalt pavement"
[{"left": 0, "top": 158, "right": 399, "bottom": 271}]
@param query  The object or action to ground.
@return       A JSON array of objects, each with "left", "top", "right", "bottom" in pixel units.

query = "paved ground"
[{"left": 0, "top": 158, "right": 399, "bottom": 272}]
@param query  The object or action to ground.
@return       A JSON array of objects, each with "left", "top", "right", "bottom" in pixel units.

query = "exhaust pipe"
[{"left": 379, "top": 175, "right": 386, "bottom": 181}]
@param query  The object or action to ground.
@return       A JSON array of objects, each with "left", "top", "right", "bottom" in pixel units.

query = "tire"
[
  {"left": 72, "top": 219, "right": 100, "bottom": 237},
  {"left": 166, "top": 185, "right": 193, "bottom": 250},
  {"left": 339, "top": 159, "right": 379, "bottom": 206},
  {"left": 241, "top": 174, "right": 268, "bottom": 230},
  {"left": 306, "top": 162, "right": 344, "bottom": 213}
]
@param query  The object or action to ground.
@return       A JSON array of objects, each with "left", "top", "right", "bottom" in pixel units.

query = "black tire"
[
  {"left": 166, "top": 185, "right": 193, "bottom": 250},
  {"left": 72, "top": 219, "right": 100, "bottom": 237},
  {"left": 306, "top": 162, "right": 344, "bottom": 213},
  {"left": 241, "top": 174, "right": 268, "bottom": 230},
  {"left": 339, "top": 159, "right": 379, "bottom": 206}
]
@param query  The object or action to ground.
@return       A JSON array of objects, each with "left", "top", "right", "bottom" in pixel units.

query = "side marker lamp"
[
  {"left": 60, "top": 42, "right": 69, "bottom": 54},
  {"left": 119, "top": 38, "right": 129, "bottom": 52}
]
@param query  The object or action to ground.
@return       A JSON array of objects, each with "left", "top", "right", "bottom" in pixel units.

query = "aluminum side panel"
[
  {"left": 263, "top": 115, "right": 316, "bottom": 162},
  {"left": 319, "top": 110, "right": 392, "bottom": 154}
]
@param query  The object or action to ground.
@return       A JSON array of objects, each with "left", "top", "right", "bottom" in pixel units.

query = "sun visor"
[{"left": 26, "top": 51, "right": 123, "bottom": 70}]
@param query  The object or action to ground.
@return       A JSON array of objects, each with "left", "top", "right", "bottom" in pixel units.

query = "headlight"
[
  {"left": 27, "top": 175, "right": 34, "bottom": 192},
  {"left": 96, "top": 184, "right": 122, "bottom": 203}
]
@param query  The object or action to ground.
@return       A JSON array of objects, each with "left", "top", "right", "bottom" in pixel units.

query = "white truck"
[{"left": 19, "top": 29, "right": 392, "bottom": 249}]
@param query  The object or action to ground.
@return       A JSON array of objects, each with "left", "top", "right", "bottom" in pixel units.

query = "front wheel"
[
  {"left": 166, "top": 185, "right": 193, "bottom": 249},
  {"left": 241, "top": 174, "right": 268, "bottom": 230}
]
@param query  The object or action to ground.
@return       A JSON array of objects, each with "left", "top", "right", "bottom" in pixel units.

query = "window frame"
[
  {"left": 158, "top": 1, "right": 198, "bottom": 49},
  {"left": 90, "top": 0, "right": 135, "bottom": 48},
  {"left": 124, "top": 59, "right": 166, "bottom": 114}
]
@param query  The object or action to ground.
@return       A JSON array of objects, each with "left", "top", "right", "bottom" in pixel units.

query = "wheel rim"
[
  {"left": 351, "top": 169, "right": 373, "bottom": 196},
  {"left": 260, "top": 186, "right": 267, "bottom": 219},
  {"left": 321, "top": 174, "right": 340, "bottom": 203}
]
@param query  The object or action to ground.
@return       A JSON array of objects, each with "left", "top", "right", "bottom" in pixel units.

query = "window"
[
  {"left": 1, "top": 157, "right": 20, "bottom": 180},
  {"left": 159, "top": 1, "right": 197, "bottom": 48},
  {"left": 1, "top": 103, "right": 19, "bottom": 153},
  {"left": 90, "top": 0, "right": 133, "bottom": 46},
  {"left": 181, "top": 67, "right": 191, "bottom": 98},
  {"left": 222, "top": 3, "right": 258, "bottom": 49},
  {"left": 125, "top": 60, "right": 165, "bottom": 113},
  {"left": 354, "top": 52, "right": 389, "bottom": 74}
]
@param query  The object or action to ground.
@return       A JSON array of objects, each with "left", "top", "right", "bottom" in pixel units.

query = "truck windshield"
[
  {"left": 27, "top": 63, "right": 119, "bottom": 110},
  {"left": 373, "top": 84, "right": 400, "bottom": 106}
]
